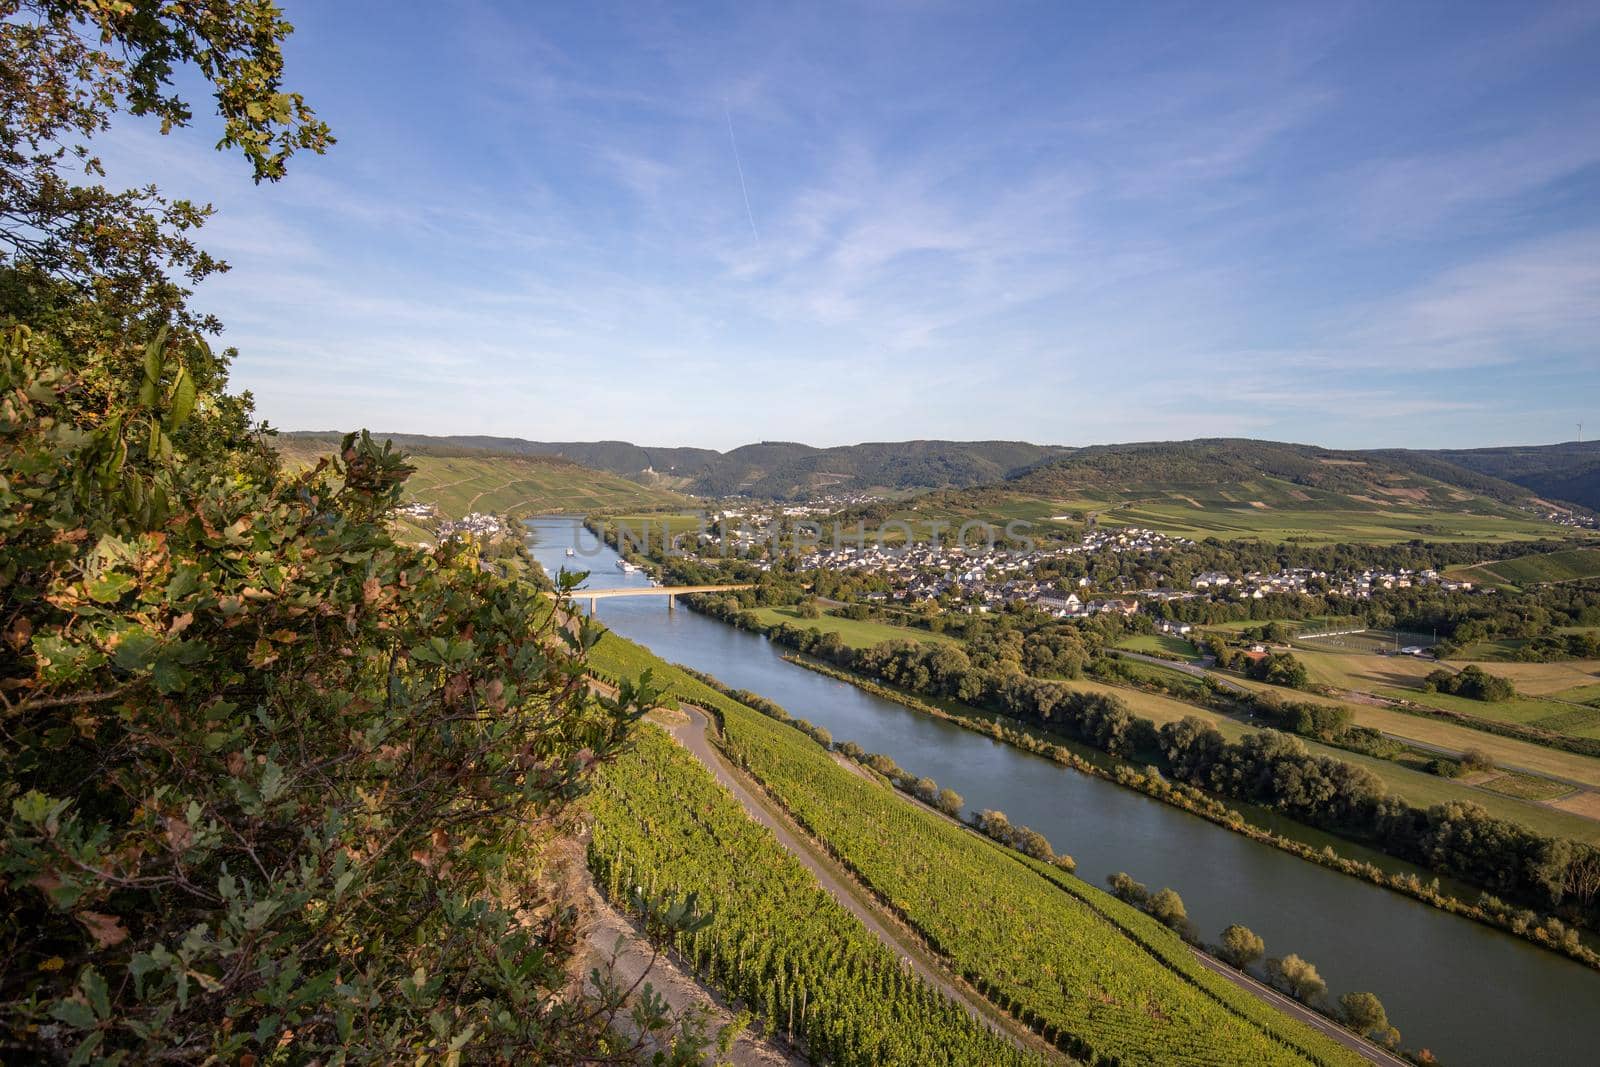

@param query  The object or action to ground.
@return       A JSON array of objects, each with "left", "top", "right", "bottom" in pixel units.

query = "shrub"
[{"left": 1219, "top": 924, "right": 1265, "bottom": 968}]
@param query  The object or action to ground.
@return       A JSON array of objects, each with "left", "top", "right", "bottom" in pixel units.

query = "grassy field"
[
  {"left": 1447, "top": 547, "right": 1600, "bottom": 589},
  {"left": 1373, "top": 687, "right": 1600, "bottom": 740},
  {"left": 1057, "top": 678, "right": 1600, "bottom": 843},
  {"left": 750, "top": 606, "right": 960, "bottom": 649},
  {"left": 1114, "top": 633, "right": 1198, "bottom": 658},
  {"left": 876, "top": 486, "right": 1575, "bottom": 545},
  {"left": 600, "top": 511, "right": 711, "bottom": 539},
  {"left": 275, "top": 438, "right": 691, "bottom": 519}
]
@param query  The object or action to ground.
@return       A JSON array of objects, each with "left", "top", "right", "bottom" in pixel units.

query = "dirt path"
[
  {"left": 1189, "top": 953, "right": 1410, "bottom": 1067},
  {"left": 662, "top": 696, "right": 1402, "bottom": 1067},
  {"left": 1113, "top": 650, "right": 1600, "bottom": 809},
  {"left": 583, "top": 644, "right": 1396, "bottom": 1065},
  {"left": 660, "top": 705, "right": 1068, "bottom": 1063},
  {"left": 578, "top": 883, "right": 801, "bottom": 1066}
]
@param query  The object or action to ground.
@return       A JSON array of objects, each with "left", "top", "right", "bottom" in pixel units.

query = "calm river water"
[{"left": 529, "top": 516, "right": 1600, "bottom": 1065}]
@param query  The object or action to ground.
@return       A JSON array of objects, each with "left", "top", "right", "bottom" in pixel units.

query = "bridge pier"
[
  {"left": 588, "top": 596, "right": 597, "bottom": 616},
  {"left": 668, "top": 593, "right": 676, "bottom": 612}
]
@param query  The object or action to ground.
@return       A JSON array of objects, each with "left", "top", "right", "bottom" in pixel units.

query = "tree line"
[{"left": 689, "top": 597, "right": 1600, "bottom": 934}]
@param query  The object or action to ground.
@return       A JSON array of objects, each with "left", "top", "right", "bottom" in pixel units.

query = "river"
[{"left": 529, "top": 516, "right": 1600, "bottom": 1065}]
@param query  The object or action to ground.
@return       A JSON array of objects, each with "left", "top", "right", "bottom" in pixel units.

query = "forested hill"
[
  {"left": 277, "top": 431, "right": 1600, "bottom": 515},
  {"left": 1401, "top": 441, "right": 1600, "bottom": 512},
  {"left": 1004, "top": 439, "right": 1548, "bottom": 513},
  {"left": 280, "top": 431, "right": 1068, "bottom": 498}
]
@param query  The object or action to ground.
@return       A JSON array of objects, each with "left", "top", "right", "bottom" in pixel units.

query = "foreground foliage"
[
  {"left": 0, "top": 5, "right": 700, "bottom": 1060},
  {"left": 0, "top": 323, "right": 682, "bottom": 1059}
]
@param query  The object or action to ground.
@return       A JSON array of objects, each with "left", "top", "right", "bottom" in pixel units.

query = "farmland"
[
  {"left": 274, "top": 437, "right": 690, "bottom": 518},
  {"left": 750, "top": 606, "right": 961, "bottom": 649},
  {"left": 1114, "top": 633, "right": 1198, "bottom": 658},
  {"left": 1447, "top": 547, "right": 1600, "bottom": 589},
  {"left": 587, "top": 722, "right": 1032, "bottom": 1066},
  {"left": 586, "top": 635, "right": 1366, "bottom": 1066},
  {"left": 1063, "top": 674, "right": 1600, "bottom": 843},
  {"left": 873, "top": 489, "right": 1568, "bottom": 546}
]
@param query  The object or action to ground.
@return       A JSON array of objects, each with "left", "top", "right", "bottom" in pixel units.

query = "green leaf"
[
  {"left": 166, "top": 366, "right": 196, "bottom": 432},
  {"left": 243, "top": 899, "right": 279, "bottom": 931},
  {"left": 13, "top": 788, "right": 54, "bottom": 826},
  {"left": 81, "top": 967, "right": 110, "bottom": 1020},
  {"left": 49, "top": 997, "right": 97, "bottom": 1030},
  {"left": 86, "top": 571, "right": 137, "bottom": 604}
]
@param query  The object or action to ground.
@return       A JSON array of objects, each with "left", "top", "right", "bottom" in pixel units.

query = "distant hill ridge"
[
  {"left": 1408, "top": 441, "right": 1600, "bottom": 512},
  {"left": 279, "top": 431, "right": 1070, "bottom": 499},
  {"left": 1007, "top": 438, "right": 1543, "bottom": 510},
  {"left": 277, "top": 431, "right": 1600, "bottom": 514}
]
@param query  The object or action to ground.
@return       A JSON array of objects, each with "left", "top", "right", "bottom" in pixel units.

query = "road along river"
[{"left": 529, "top": 516, "right": 1600, "bottom": 1065}]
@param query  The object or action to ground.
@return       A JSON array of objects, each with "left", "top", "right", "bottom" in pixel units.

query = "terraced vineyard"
[
  {"left": 1448, "top": 547, "right": 1600, "bottom": 589},
  {"left": 587, "top": 635, "right": 1366, "bottom": 1067},
  {"left": 275, "top": 437, "right": 689, "bottom": 517},
  {"left": 587, "top": 724, "right": 1031, "bottom": 1066}
]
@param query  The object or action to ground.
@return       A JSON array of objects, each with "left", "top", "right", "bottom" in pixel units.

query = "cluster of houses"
[
  {"left": 1193, "top": 566, "right": 1476, "bottom": 600},
  {"left": 1073, "top": 527, "right": 1196, "bottom": 554},
  {"left": 436, "top": 512, "right": 508, "bottom": 540},
  {"left": 397, "top": 501, "right": 438, "bottom": 521}
]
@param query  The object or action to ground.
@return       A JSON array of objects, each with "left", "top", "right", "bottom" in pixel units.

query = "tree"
[
  {"left": 0, "top": 5, "right": 703, "bottom": 1062},
  {"left": 1266, "top": 954, "right": 1327, "bottom": 1003},
  {"left": 0, "top": 0, "right": 332, "bottom": 329},
  {"left": 1107, "top": 872, "right": 1150, "bottom": 906},
  {"left": 1219, "top": 924, "right": 1265, "bottom": 969},
  {"left": 1147, "top": 888, "right": 1190, "bottom": 934},
  {"left": 1338, "top": 991, "right": 1400, "bottom": 1047},
  {"left": 935, "top": 787, "right": 965, "bottom": 818}
]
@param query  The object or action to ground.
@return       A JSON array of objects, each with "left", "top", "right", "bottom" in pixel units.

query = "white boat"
[
  {"left": 615, "top": 559, "right": 638, "bottom": 573},
  {"left": 565, "top": 547, "right": 576, "bottom": 557}
]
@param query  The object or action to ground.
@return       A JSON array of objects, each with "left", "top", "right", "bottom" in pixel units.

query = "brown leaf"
[
  {"left": 77, "top": 910, "right": 129, "bottom": 949},
  {"left": 361, "top": 576, "right": 381, "bottom": 604},
  {"left": 165, "top": 815, "right": 193, "bottom": 851},
  {"left": 6, "top": 615, "right": 32, "bottom": 650},
  {"left": 167, "top": 611, "right": 194, "bottom": 636}
]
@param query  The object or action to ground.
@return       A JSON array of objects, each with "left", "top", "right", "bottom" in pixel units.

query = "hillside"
[
  {"left": 281, "top": 431, "right": 1067, "bottom": 498},
  {"left": 905, "top": 439, "right": 1577, "bottom": 544},
  {"left": 1408, "top": 441, "right": 1600, "bottom": 512},
  {"left": 1447, "top": 547, "right": 1600, "bottom": 589},
  {"left": 273, "top": 434, "right": 691, "bottom": 518}
]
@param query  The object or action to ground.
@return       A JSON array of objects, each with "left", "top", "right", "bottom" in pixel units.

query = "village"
[{"left": 670, "top": 511, "right": 1486, "bottom": 619}]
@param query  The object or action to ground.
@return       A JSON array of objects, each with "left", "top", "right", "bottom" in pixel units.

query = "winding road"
[{"left": 658, "top": 699, "right": 1406, "bottom": 1067}]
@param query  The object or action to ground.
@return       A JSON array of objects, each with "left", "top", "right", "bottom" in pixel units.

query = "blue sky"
[{"left": 114, "top": 1, "right": 1600, "bottom": 450}]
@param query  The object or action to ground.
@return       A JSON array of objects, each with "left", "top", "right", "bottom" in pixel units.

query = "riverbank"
[
  {"left": 527, "top": 515, "right": 1600, "bottom": 1066},
  {"left": 588, "top": 634, "right": 1382, "bottom": 1066},
  {"left": 781, "top": 652, "right": 1600, "bottom": 972}
]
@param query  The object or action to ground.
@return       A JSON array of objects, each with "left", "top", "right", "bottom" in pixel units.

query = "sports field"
[{"left": 749, "top": 606, "right": 959, "bottom": 649}]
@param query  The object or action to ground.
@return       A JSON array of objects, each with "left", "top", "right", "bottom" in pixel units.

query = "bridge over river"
[{"left": 566, "top": 583, "right": 753, "bottom": 614}]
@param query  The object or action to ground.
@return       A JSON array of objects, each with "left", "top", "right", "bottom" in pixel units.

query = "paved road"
[
  {"left": 591, "top": 658, "right": 1402, "bottom": 1066},
  {"left": 1189, "top": 953, "right": 1410, "bottom": 1067},
  {"left": 659, "top": 704, "right": 1066, "bottom": 1063}
]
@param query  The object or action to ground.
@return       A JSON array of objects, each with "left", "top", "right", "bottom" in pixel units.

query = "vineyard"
[
  {"left": 587, "top": 724, "right": 1036, "bottom": 1066},
  {"left": 586, "top": 634, "right": 1367, "bottom": 1066}
]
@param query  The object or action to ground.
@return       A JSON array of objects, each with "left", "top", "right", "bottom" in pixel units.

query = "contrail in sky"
[{"left": 724, "top": 102, "right": 759, "bottom": 241}]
